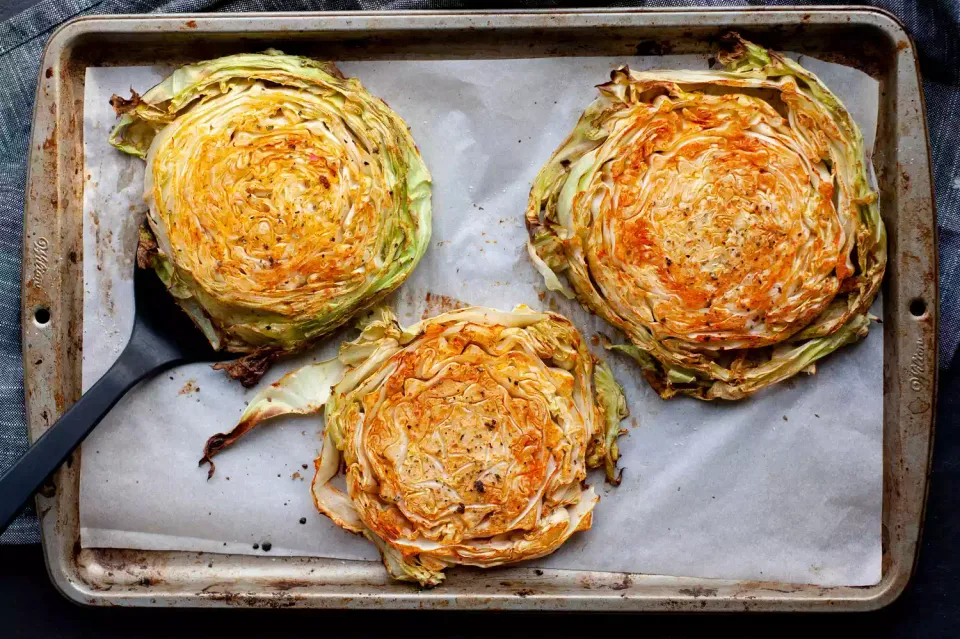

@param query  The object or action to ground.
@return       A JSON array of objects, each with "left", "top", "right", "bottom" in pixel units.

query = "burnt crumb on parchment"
[
  {"left": 178, "top": 379, "right": 199, "bottom": 395},
  {"left": 212, "top": 346, "right": 282, "bottom": 388},
  {"left": 109, "top": 89, "right": 142, "bottom": 116}
]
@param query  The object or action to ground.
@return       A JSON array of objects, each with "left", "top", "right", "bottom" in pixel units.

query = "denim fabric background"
[{"left": 1, "top": 0, "right": 956, "bottom": 543}]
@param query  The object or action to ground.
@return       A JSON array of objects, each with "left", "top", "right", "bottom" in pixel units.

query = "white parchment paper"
[{"left": 79, "top": 55, "right": 882, "bottom": 587}]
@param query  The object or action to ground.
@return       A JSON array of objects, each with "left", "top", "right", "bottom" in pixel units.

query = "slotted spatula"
[{"left": 0, "top": 266, "right": 235, "bottom": 532}]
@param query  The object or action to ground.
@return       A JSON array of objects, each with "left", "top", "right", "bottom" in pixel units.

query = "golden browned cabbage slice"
[
  {"left": 525, "top": 36, "right": 885, "bottom": 400},
  {"left": 110, "top": 51, "right": 432, "bottom": 386},
  {"left": 200, "top": 306, "right": 628, "bottom": 586}
]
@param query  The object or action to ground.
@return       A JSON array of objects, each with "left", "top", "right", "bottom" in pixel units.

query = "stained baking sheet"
[{"left": 78, "top": 54, "right": 882, "bottom": 587}]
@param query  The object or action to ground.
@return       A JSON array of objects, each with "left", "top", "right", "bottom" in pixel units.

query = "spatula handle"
[{"left": 0, "top": 336, "right": 171, "bottom": 533}]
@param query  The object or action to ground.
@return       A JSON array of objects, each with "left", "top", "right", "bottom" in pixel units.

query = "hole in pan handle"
[
  {"left": 909, "top": 298, "right": 927, "bottom": 318},
  {"left": 33, "top": 307, "right": 50, "bottom": 326}
]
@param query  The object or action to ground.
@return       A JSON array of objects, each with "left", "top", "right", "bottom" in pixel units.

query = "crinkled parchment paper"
[{"left": 79, "top": 54, "right": 881, "bottom": 587}]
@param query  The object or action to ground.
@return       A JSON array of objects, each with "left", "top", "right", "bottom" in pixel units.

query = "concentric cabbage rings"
[
  {"left": 200, "top": 306, "right": 628, "bottom": 585},
  {"left": 525, "top": 37, "right": 885, "bottom": 400},
  {"left": 110, "top": 51, "right": 432, "bottom": 385}
]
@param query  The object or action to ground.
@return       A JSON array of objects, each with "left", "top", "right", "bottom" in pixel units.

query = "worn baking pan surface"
[{"left": 21, "top": 8, "right": 936, "bottom": 611}]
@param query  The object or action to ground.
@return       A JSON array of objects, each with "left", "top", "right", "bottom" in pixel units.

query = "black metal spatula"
[{"left": 0, "top": 266, "right": 235, "bottom": 532}]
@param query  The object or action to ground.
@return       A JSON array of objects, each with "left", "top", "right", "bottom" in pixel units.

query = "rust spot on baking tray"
[
  {"left": 42, "top": 123, "right": 57, "bottom": 151},
  {"left": 45, "top": 67, "right": 53, "bottom": 79},
  {"left": 498, "top": 581, "right": 542, "bottom": 597},
  {"left": 610, "top": 575, "right": 634, "bottom": 591},
  {"left": 897, "top": 162, "right": 911, "bottom": 192},
  {"left": 68, "top": 98, "right": 81, "bottom": 135},
  {"left": 75, "top": 548, "right": 174, "bottom": 591},
  {"left": 184, "top": 20, "right": 198, "bottom": 29},
  {"left": 198, "top": 590, "right": 303, "bottom": 608},
  {"left": 734, "top": 580, "right": 805, "bottom": 594},
  {"left": 268, "top": 579, "right": 313, "bottom": 591},
  {"left": 634, "top": 40, "right": 673, "bottom": 56}
]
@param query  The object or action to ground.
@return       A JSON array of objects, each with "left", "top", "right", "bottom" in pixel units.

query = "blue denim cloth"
[{"left": 1, "top": 0, "right": 956, "bottom": 543}]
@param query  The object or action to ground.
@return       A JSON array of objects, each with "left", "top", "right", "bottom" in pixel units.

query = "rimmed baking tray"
[{"left": 21, "top": 7, "right": 937, "bottom": 611}]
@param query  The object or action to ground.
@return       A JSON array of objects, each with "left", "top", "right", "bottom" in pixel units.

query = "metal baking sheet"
[{"left": 21, "top": 8, "right": 937, "bottom": 611}]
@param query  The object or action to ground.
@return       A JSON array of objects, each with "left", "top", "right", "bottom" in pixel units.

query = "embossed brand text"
[
  {"left": 31, "top": 237, "right": 49, "bottom": 288},
  {"left": 909, "top": 335, "right": 927, "bottom": 391}
]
